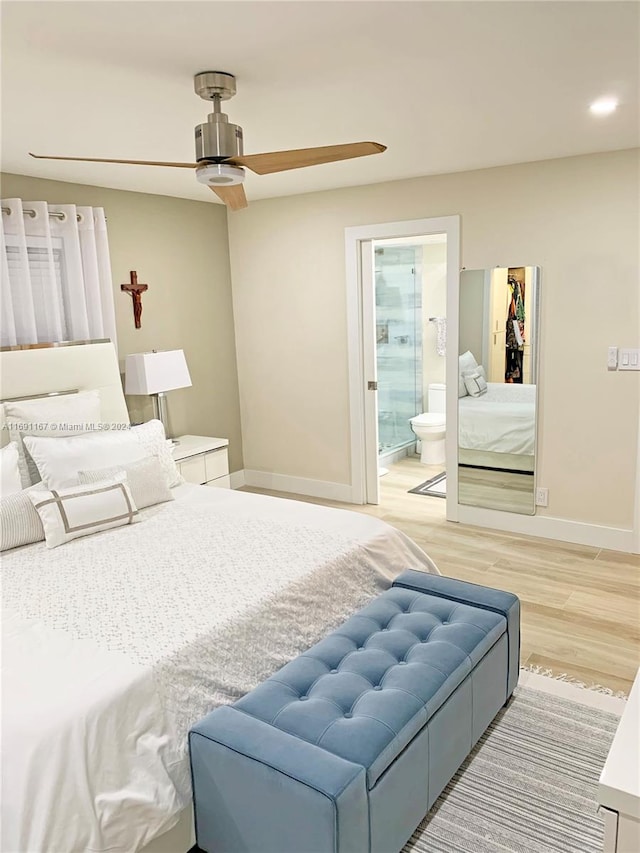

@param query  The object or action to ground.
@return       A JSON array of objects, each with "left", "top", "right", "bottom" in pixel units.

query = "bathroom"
[{"left": 374, "top": 234, "right": 447, "bottom": 480}]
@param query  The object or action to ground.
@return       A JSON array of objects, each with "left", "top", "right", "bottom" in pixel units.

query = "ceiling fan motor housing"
[{"left": 195, "top": 113, "right": 244, "bottom": 162}]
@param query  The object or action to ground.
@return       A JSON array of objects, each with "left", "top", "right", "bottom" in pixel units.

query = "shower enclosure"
[{"left": 374, "top": 245, "right": 423, "bottom": 457}]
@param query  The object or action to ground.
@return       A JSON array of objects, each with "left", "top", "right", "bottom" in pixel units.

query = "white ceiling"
[{"left": 1, "top": 1, "right": 638, "bottom": 205}]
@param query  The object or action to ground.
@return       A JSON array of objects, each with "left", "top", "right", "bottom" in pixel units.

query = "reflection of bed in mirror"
[{"left": 458, "top": 382, "right": 536, "bottom": 472}]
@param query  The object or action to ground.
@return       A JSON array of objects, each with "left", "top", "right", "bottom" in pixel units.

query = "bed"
[
  {"left": 0, "top": 341, "right": 437, "bottom": 853},
  {"left": 458, "top": 381, "right": 536, "bottom": 472}
]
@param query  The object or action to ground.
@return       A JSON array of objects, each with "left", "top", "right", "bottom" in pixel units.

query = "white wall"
[{"left": 228, "top": 148, "right": 639, "bottom": 531}]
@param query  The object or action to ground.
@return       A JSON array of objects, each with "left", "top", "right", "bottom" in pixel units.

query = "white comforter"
[
  {"left": 459, "top": 382, "right": 536, "bottom": 456},
  {"left": 1, "top": 485, "right": 436, "bottom": 853}
]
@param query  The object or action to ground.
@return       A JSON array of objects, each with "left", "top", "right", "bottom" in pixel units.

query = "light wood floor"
[{"left": 242, "top": 456, "right": 640, "bottom": 696}]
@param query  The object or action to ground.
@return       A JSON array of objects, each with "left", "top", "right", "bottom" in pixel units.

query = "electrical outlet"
[{"left": 535, "top": 487, "right": 549, "bottom": 507}]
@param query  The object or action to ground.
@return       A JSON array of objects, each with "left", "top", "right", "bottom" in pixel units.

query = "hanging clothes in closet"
[{"left": 505, "top": 272, "right": 525, "bottom": 383}]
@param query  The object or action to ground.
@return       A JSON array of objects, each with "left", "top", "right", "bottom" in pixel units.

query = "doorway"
[{"left": 345, "top": 216, "right": 460, "bottom": 508}]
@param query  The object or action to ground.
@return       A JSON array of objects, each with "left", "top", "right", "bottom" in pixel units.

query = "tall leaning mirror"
[{"left": 458, "top": 266, "right": 540, "bottom": 514}]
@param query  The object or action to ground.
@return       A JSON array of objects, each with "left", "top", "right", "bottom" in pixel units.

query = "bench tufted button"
[
  {"left": 381, "top": 628, "right": 389, "bottom": 632},
  {"left": 374, "top": 685, "right": 382, "bottom": 691},
  {"left": 399, "top": 661, "right": 407, "bottom": 666},
  {"left": 344, "top": 712, "right": 352, "bottom": 718},
  {"left": 299, "top": 696, "right": 308, "bottom": 701},
  {"left": 330, "top": 669, "right": 338, "bottom": 674}
]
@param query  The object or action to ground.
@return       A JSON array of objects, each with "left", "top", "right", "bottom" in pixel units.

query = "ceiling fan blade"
[
  {"left": 226, "top": 141, "right": 386, "bottom": 175},
  {"left": 209, "top": 184, "right": 248, "bottom": 211},
  {"left": 29, "top": 153, "right": 198, "bottom": 168}
]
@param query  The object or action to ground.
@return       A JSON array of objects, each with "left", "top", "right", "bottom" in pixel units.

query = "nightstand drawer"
[
  {"left": 205, "top": 449, "right": 229, "bottom": 482},
  {"left": 179, "top": 456, "right": 207, "bottom": 485},
  {"left": 206, "top": 474, "right": 231, "bottom": 489}
]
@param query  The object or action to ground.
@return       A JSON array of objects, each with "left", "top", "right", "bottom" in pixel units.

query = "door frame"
[{"left": 345, "top": 216, "right": 461, "bottom": 514}]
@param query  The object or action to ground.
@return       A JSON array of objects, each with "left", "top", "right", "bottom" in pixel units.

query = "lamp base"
[{"left": 152, "top": 392, "right": 171, "bottom": 439}]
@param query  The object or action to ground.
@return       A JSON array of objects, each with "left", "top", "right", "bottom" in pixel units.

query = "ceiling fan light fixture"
[{"left": 196, "top": 163, "right": 245, "bottom": 186}]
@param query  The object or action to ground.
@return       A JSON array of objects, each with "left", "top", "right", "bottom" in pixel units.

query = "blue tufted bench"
[{"left": 189, "top": 570, "right": 520, "bottom": 853}]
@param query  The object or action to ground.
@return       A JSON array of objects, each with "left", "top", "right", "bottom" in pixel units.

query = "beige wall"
[
  {"left": 1, "top": 173, "right": 243, "bottom": 471},
  {"left": 228, "top": 149, "right": 639, "bottom": 530}
]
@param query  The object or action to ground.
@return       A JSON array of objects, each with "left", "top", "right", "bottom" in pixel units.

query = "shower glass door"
[{"left": 374, "top": 245, "right": 422, "bottom": 455}]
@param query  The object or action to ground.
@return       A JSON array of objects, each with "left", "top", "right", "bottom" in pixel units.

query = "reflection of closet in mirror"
[
  {"left": 485, "top": 267, "right": 536, "bottom": 384},
  {"left": 458, "top": 266, "right": 540, "bottom": 516}
]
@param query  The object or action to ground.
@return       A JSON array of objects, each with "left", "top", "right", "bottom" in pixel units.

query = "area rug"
[
  {"left": 409, "top": 471, "right": 446, "bottom": 497},
  {"left": 403, "top": 672, "right": 624, "bottom": 853}
]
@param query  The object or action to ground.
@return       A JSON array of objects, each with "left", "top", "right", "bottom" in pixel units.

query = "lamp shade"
[{"left": 125, "top": 350, "right": 192, "bottom": 395}]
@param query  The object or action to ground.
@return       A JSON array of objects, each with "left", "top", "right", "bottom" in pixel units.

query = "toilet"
[{"left": 410, "top": 383, "right": 446, "bottom": 465}]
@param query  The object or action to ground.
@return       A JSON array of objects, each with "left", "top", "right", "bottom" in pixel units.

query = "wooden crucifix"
[{"left": 121, "top": 271, "right": 148, "bottom": 329}]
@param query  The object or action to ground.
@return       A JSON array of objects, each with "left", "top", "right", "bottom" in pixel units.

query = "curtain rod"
[{"left": 1, "top": 206, "right": 81, "bottom": 222}]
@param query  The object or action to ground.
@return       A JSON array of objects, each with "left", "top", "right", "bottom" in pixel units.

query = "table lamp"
[{"left": 124, "top": 349, "right": 192, "bottom": 439}]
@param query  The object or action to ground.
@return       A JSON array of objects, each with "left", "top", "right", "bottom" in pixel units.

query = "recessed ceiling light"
[{"left": 589, "top": 97, "right": 619, "bottom": 116}]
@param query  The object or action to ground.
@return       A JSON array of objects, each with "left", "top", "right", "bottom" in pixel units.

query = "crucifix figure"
[{"left": 121, "top": 271, "right": 148, "bottom": 329}]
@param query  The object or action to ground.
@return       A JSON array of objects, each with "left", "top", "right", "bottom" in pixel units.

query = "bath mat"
[{"left": 409, "top": 471, "right": 446, "bottom": 497}]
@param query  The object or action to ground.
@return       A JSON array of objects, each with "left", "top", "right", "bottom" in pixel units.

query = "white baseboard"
[
  {"left": 456, "top": 504, "right": 637, "bottom": 553},
  {"left": 243, "top": 469, "right": 353, "bottom": 503},
  {"left": 229, "top": 469, "right": 246, "bottom": 489}
]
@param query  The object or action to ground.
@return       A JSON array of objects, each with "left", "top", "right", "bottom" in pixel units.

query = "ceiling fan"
[{"left": 29, "top": 71, "right": 386, "bottom": 211}]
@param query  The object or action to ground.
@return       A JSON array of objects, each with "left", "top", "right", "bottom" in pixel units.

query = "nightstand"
[{"left": 172, "top": 435, "right": 230, "bottom": 488}]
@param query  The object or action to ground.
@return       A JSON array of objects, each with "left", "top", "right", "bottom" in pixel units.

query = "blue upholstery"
[
  {"left": 392, "top": 570, "right": 521, "bottom": 696},
  {"left": 234, "top": 585, "right": 505, "bottom": 786},
  {"left": 190, "top": 572, "right": 520, "bottom": 853}
]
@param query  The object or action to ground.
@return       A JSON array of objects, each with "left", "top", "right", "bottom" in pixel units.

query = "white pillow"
[
  {"left": 23, "top": 419, "right": 181, "bottom": 491},
  {"left": 463, "top": 369, "right": 488, "bottom": 397},
  {"left": 458, "top": 351, "right": 479, "bottom": 398},
  {"left": 28, "top": 475, "right": 139, "bottom": 549},
  {"left": 3, "top": 390, "right": 102, "bottom": 488},
  {"left": 0, "top": 489, "right": 45, "bottom": 551},
  {"left": 1, "top": 442, "right": 23, "bottom": 497},
  {"left": 78, "top": 456, "right": 174, "bottom": 510}
]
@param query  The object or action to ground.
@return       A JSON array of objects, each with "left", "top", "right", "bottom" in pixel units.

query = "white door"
[
  {"left": 361, "top": 240, "right": 380, "bottom": 504},
  {"left": 345, "top": 216, "right": 460, "bottom": 511}
]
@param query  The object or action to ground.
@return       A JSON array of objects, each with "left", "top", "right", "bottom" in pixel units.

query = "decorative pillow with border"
[
  {"left": 0, "top": 489, "right": 45, "bottom": 551},
  {"left": 2, "top": 390, "right": 102, "bottom": 488},
  {"left": 23, "top": 419, "right": 182, "bottom": 491},
  {"left": 27, "top": 475, "right": 140, "bottom": 549},
  {"left": 1, "top": 442, "right": 23, "bottom": 497},
  {"left": 78, "top": 455, "right": 174, "bottom": 510},
  {"left": 463, "top": 369, "right": 488, "bottom": 397}
]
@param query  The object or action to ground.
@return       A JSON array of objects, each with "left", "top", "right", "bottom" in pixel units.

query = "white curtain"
[{"left": 1, "top": 198, "right": 117, "bottom": 349}]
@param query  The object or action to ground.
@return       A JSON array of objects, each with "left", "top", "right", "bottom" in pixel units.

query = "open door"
[{"left": 361, "top": 239, "right": 380, "bottom": 504}]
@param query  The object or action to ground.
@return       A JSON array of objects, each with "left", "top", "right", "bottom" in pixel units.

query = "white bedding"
[
  {"left": 1, "top": 484, "right": 436, "bottom": 853},
  {"left": 458, "top": 382, "right": 536, "bottom": 457}
]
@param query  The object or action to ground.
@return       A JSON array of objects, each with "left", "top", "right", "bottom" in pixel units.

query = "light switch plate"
[
  {"left": 607, "top": 346, "right": 618, "bottom": 369},
  {"left": 619, "top": 348, "right": 640, "bottom": 370}
]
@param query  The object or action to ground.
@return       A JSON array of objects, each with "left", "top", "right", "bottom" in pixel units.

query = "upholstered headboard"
[{"left": 0, "top": 340, "right": 129, "bottom": 447}]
